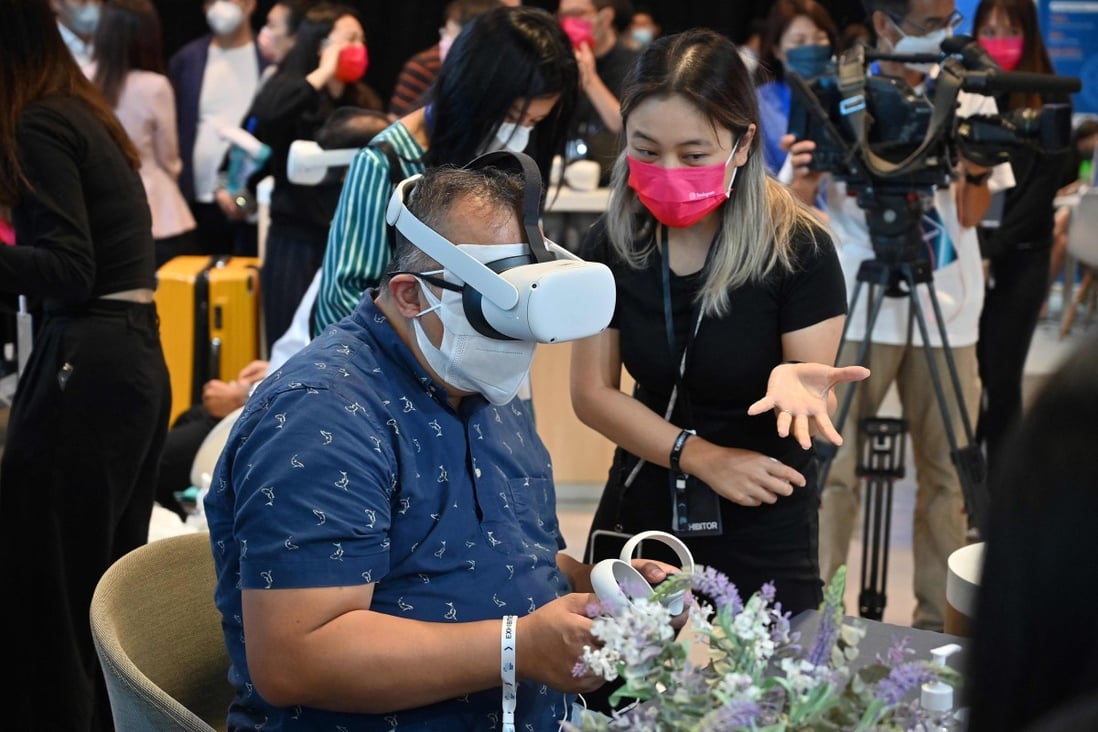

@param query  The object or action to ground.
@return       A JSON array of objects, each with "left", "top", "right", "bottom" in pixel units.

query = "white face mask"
[
  {"left": 412, "top": 244, "right": 537, "bottom": 406},
  {"left": 68, "top": 2, "right": 101, "bottom": 36},
  {"left": 889, "top": 20, "right": 950, "bottom": 73},
  {"left": 489, "top": 122, "right": 533, "bottom": 154},
  {"left": 207, "top": 0, "right": 244, "bottom": 37}
]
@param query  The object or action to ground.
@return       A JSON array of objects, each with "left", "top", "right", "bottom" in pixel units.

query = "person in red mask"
[
  {"left": 570, "top": 29, "right": 868, "bottom": 714},
  {"left": 971, "top": 0, "right": 1072, "bottom": 501},
  {"left": 245, "top": 1, "right": 384, "bottom": 350}
]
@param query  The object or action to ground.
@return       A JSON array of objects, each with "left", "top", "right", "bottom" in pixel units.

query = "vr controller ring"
[{"left": 589, "top": 530, "right": 694, "bottom": 615}]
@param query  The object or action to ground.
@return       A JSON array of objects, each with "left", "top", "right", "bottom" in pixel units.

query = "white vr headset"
[
  {"left": 384, "top": 150, "right": 615, "bottom": 344},
  {"left": 286, "top": 139, "right": 357, "bottom": 186}
]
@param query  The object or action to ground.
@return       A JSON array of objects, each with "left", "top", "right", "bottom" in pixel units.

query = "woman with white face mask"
[
  {"left": 314, "top": 5, "right": 578, "bottom": 334},
  {"left": 570, "top": 35, "right": 867, "bottom": 714}
]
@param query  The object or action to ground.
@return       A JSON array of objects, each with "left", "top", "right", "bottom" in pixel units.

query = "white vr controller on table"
[{"left": 589, "top": 530, "right": 694, "bottom": 615}]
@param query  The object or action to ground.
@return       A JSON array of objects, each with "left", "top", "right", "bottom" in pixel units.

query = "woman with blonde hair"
[{"left": 572, "top": 27, "right": 867, "bottom": 618}]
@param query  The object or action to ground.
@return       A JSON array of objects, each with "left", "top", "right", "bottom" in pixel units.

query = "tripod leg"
[
  {"left": 902, "top": 266, "right": 989, "bottom": 533},
  {"left": 857, "top": 417, "right": 905, "bottom": 621},
  {"left": 817, "top": 280, "right": 892, "bottom": 490}
]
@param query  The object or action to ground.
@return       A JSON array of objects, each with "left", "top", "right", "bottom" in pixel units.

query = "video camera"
[{"left": 787, "top": 36, "right": 1078, "bottom": 208}]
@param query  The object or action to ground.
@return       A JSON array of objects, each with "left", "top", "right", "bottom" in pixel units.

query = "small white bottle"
[{"left": 921, "top": 643, "right": 963, "bottom": 731}]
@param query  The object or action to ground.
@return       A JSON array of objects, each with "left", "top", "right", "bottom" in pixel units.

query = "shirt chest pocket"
[{"left": 478, "top": 477, "right": 558, "bottom": 555}]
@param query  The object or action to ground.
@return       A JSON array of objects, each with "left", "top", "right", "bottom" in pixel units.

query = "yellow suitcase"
[{"left": 155, "top": 255, "right": 261, "bottom": 424}]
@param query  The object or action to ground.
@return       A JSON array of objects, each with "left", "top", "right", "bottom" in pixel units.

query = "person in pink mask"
[
  {"left": 972, "top": 0, "right": 1071, "bottom": 500},
  {"left": 570, "top": 26, "right": 868, "bottom": 669},
  {"left": 557, "top": 0, "right": 637, "bottom": 184}
]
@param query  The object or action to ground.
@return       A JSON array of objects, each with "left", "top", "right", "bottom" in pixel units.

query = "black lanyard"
[{"left": 659, "top": 225, "right": 715, "bottom": 428}]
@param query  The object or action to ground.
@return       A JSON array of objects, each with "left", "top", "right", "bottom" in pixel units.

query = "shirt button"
[{"left": 475, "top": 468, "right": 482, "bottom": 478}]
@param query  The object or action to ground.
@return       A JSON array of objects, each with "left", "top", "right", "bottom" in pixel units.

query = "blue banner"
[{"left": 1040, "top": 0, "right": 1098, "bottom": 114}]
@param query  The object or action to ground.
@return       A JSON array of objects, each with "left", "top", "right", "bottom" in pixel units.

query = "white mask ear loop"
[
  {"left": 725, "top": 136, "right": 742, "bottom": 195},
  {"left": 413, "top": 278, "right": 443, "bottom": 320}
]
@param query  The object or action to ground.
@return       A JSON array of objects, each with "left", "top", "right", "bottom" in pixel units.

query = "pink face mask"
[
  {"left": 560, "top": 16, "right": 595, "bottom": 49},
  {"left": 627, "top": 140, "right": 741, "bottom": 228},
  {"left": 978, "top": 36, "right": 1024, "bottom": 71},
  {"left": 335, "top": 43, "right": 369, "bottom": 83}
]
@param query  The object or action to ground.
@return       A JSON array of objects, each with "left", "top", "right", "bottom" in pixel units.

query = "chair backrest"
[
  {"left": 1067, "top": 187, "right": 1098, "bottom": 268},
  {"left": 89, "top": 532, "right": 232, "bottom": 732}
]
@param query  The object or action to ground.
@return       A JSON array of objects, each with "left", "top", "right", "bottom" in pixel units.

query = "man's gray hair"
[{"left": 384, "top": 164, "right": 527, "bottom": 281}]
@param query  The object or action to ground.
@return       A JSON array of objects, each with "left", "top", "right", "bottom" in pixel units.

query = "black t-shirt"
[
  {"left": 8, "top": 95, "right": 156, "bottom": 311},
  {"left": 579, "top": 213, "right": 846, "bottom": 612},
  {"left": 981, "top": 95, "right": 1072, "bottom": 253},
  {"left": 249, "top": 75, "right": 382, "bottom": 245},
  {"left": 579, "top": 214, "right": 847, "bottom": 514}
]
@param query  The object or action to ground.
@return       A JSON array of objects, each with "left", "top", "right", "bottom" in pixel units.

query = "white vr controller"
[
  {"left": 286, "top": 139, "right": 358, "bottom": 186},
  {"left": 589, "top": 530, "right": 694, "bottom": 615}
]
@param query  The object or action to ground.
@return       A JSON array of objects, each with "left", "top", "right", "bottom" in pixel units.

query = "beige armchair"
[{"left": 89, "top": 531, "right": 231, "bottom": 732}]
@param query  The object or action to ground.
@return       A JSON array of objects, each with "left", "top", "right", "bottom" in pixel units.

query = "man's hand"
[
  {"left": 747, "top": 362, "right": 871, "bottom": 448},
  {"left": 237, "top": 359, "right": 269, "bottom": 386},
  {"left": 215, "top": 188, "right": 248, "bottom": 221},
  {"left": 780, "top": 133, "right": 824, "bottom": 206},
  {"left": 518, "top": 594, "right": 604, "bottom": 693},
  {"left": 574, "top": 42, "right": 597, "bottom": 92},
  {"left": 202, "top": 378, "right": 249, "bottom": 419}
]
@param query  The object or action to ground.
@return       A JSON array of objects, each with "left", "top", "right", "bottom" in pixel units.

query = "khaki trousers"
[{"left": 818, "top": 340, "right": 980, "bottom": 630}]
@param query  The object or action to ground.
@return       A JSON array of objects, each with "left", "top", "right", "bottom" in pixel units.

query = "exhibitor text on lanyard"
[{"left": 660, "top": 225, "right": 723, "bottom": 538}]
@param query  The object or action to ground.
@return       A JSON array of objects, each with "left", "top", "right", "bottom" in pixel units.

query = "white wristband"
[{"left": 501, "top": 614, "right": 517, "bottom": 732}]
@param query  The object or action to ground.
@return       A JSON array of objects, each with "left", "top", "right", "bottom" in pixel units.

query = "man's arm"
[
  {"left": 575, "top": 44, "right": 623, "bottom": 134},
  {"left": 241, "top": 585, "right": 603, "bottom": 712},
  {"left": 956, "top": 160, "right": 993, "bottom": 228}
]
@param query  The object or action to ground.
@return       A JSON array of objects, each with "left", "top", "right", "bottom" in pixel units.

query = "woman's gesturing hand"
[{"left": 747, "top": 362, "right": 871, "bottom": 448}]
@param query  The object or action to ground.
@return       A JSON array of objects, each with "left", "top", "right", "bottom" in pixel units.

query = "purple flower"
[
  {"left": 875, "top": 661, "right": 936, "bottom": 707},
  {"left": 877, "top": 635, "right": 915, "bottom": 666},
  {"left": 807, "top": 603, "right": 838, "bottom": 667},
  {"left": 760, "top": 582, "right": 777, "bottom": 602},
  {"left": 701, "top": 699, "right": 762, "bottom": 730},
  {"left": 690, "top": 565, "right": 743, "bottom": 613}
]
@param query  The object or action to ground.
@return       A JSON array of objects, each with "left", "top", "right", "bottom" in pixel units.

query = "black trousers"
[
  {"left": 156, "top": 404, "right": 220, "bottom": 520},
  {"left": 261, "top": 226, "right": 325, "bottom": 351},
  {"left": 977, "top": 244, "right": 1051, "bottom": 490},
  {"left": 0, "top": 301, "right": 171, "bottom": 731}
]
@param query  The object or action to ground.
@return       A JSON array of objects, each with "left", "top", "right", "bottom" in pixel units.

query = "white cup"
[{"left": 564, "top": 160, "right": 600, "bottom": 191}]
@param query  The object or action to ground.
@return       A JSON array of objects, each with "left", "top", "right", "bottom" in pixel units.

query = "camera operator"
[
  {"left": 972, "top": 0, "right": 1071, "bottom": 496},
  {"left": 785, "top": 0, "right": 1014, "bottom": 632}
]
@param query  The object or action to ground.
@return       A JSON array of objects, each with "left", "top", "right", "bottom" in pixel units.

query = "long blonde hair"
[{"left": 604, "top": 28, "right": 822, "bottom": 318}]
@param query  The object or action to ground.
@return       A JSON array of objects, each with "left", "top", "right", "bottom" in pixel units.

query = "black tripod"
[{"left": 815, "top": 191, "right": 989, "bottom": 622}]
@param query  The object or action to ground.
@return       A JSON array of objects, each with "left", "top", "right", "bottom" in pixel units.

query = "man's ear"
[{"left": 387, "top": 274, "right": 426, "bottom": 318}]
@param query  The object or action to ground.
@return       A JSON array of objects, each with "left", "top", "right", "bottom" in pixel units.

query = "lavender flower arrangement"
[{"left": 568, "top": 565, "right": 961, "bottom": 731}]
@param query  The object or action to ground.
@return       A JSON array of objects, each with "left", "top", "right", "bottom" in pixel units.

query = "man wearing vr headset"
[{"left": 203, "top": 154, "right": 675, "bottom": 729}]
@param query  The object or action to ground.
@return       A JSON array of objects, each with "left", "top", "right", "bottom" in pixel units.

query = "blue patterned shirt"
[{"left": 205, "top": 296, "right": 572, "bottom": 731}]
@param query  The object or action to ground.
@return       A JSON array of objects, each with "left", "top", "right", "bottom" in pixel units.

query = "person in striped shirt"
[{"left": 313, "top": 4, "right": 577, "bottom": 334}]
